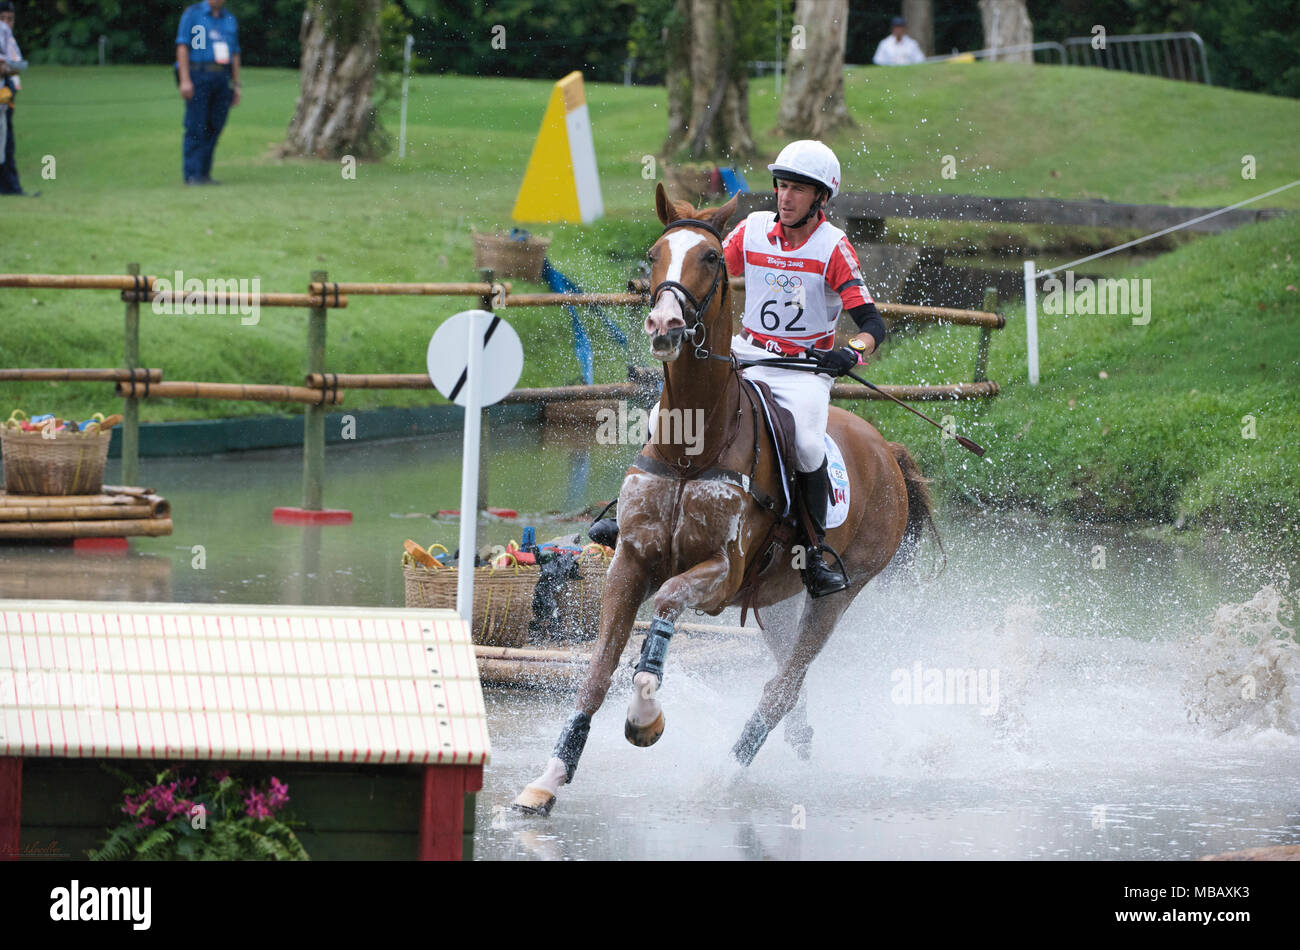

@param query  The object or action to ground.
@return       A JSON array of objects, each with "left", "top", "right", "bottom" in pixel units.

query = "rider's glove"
[{"left": 810, "top": 346, "right": 859, "bottom": 377}]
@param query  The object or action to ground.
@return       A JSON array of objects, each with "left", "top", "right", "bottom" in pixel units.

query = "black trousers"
[{"left": 0, "top": 106, "right": 22, "bottom": 194}]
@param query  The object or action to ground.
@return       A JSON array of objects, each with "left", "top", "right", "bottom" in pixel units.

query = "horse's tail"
[{"left": 888, "top": 441, "right": 944, "bottom": 573}]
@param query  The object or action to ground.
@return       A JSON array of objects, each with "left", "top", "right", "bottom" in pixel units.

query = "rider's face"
[{"left": 776, "top": 180, "right": 818, "bottom": 226}]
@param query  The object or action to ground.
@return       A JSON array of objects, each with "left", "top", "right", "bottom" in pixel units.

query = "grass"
[
  {"left": 859, "top": 213, "right": 1300, "bottom": 550},
  {"left": 0, "top": 62, "right": 1297, "bottom": 545}
]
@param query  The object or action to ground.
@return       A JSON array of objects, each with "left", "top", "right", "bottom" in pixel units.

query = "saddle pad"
[
  {"left": 825, "top": 432, "right": 850, "bottom": 529},
  {"left": 741, "top": 377, "right": 794, "bottom": 517}
]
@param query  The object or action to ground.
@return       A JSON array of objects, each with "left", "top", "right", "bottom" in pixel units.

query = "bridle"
[{"left": 649, "top": 218, "right": 730, "bottom": 360}]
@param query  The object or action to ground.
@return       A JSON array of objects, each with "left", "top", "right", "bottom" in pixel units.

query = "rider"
[
  {"left": 591, "top": 140, "right": 886, "bottom": 598},
  {"left": 723, "top": 139, "right": 886, "bottom": 596}
]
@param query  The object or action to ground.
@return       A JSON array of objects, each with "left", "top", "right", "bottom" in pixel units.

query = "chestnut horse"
[{"left": 513, "top": 184, "right": 936, "bottom": 816}]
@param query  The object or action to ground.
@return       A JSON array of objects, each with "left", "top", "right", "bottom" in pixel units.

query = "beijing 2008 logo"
[{"left": 764, "top": 272, "right": 803, "bottom": 293}]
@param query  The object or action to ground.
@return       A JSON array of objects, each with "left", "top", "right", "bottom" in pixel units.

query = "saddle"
[{"left": 739, "top": 377, "right": 797, "bottom": 518}]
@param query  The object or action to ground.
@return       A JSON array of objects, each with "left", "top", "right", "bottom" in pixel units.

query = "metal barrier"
[{"left": 1064, "top": 32, "right": 1210, "bottom": 84}]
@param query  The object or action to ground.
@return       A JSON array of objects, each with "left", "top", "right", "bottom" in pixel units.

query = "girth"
[{"left": 631, "top": 453, "right": 783, "bottom": 517}]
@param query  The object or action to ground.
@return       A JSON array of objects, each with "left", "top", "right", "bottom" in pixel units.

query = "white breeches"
[{"left": 648, "top": 334, "right": 833, "bottom": 472}]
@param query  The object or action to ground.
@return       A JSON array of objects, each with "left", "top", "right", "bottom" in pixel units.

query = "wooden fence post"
[
  {"left": 974, "top": 287, "right": 997, "bottom": 383},
  {"left": 303, "top": 270, "right": 327, "bottom": 510},
  {"left": 122, "top": 263, "right": 141, "bottom": 486}
]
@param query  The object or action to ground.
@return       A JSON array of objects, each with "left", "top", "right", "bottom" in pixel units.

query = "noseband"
[{"left": 650, "top": 218, "right": 729, "bottom": 359}]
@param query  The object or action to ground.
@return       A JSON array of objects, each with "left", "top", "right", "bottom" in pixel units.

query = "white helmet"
[{"left": 768, "top": 140, "right": 841, "bottom": 199}]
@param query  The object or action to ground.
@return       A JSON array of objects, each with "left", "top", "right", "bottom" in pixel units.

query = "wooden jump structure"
[{"left": 1, "top": 264, "right": 1005, "bottom": 520}]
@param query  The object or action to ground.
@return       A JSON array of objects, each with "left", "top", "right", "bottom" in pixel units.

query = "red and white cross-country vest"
[{"left": 734, "top": 211, "right": 853, "bottom": 356}]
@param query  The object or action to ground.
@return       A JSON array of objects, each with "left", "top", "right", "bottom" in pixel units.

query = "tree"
[
  {"left": 281, "top": 0, "right": 386, "bottom": 159},
  {"left": 777, "top": 0, "right": 855, "bottom": 139},
  {"left": 661, "top": 0, "right": 756, "bottom": 160},
  {"left": 978, "top": 0, "right": 1033, "bottom": 62},
  {"left": 902, "top": 0, "right": 934, "bottom": 57}
]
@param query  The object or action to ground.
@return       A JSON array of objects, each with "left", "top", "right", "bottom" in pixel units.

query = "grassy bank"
[{"left": 860, "top": 213, "right": 1299, "bottom": 550}]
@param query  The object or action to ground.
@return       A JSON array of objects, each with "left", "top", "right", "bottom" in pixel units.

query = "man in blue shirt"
[{"left": 175, "top": 0, "right": 241, "bottom": 185}]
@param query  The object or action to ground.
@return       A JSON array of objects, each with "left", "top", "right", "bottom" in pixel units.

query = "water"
[{"left": 1, "top": 430, "right": 1296, "bottom": 860}]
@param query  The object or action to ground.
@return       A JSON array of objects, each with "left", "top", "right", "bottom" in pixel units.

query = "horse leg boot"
[
  {"left": 626, "top": 617, "right": 672, "bottom": 746},
  {"left": 796, "top": 458, "right": 850, "bottom": 598},
  {"left": 514, "top": 555, "right": 648, "bottom": 816}
]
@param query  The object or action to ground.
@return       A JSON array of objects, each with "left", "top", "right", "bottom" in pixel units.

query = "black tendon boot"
[
  {"left": 795, "top": 458, "right": 850, "bottom": 597},
  {"left": 587, "top": 498, "right": 618, "bottom": 547}
]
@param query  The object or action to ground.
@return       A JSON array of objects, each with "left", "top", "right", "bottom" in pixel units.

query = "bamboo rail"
[
  {"left": 120, "top": 290, "right": 348, "bottom": 309},
  {"left": 305, "top": 373, "right": 432, "bottom": 390},
  {"left": 0, "top": 274, "right": 156, "bottom": 290},
  {"left": 0, "top": 505, "right": 157, "bottom": 522},
  {"left": 308, "top": 281, "right": 511, "bottom": 297},
  {"left": 0, "top": 368, "right": 163, "bottom": 382},
  {"left": 0, "top": 518, "right": 173, "bottom": 539},
  {"left": 0, "top": 492, "right": 169, "bottom": 517},
  {"left": 830, "top": 380, "right": 1001, "bottom": 400},
  {"left": 114, "top": 381, "right": 344, "bottom": 405},
  {"left": 503, "top": 292, "right": 646, "bottom": 307}
]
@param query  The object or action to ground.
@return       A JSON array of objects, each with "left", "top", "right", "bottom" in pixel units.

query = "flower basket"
[
  {"left": 471, "top": 229, "right": 551, "bottom": 281},
  {"left": 1, "top": 410, "right": 114, "bottom": 495},
  {"left": 403, "top": 545, "right": 612, "bottom": 647}
]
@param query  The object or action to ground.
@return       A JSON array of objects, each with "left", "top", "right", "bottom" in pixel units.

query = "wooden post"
[
  {"left": 476, "top": 269, "right": 494, "bottom": 514},
  {"left": 0, "top": 757, "right": 20, "bottom": 861},
  {"left": 122, "top": 263, "right": 141, "bottom": 486},
  {"left": 974, "top": 287, "right": 997, "bottom": 382},
  {"left": 303, "top": 270, "right": 327, "bottom": 510}
]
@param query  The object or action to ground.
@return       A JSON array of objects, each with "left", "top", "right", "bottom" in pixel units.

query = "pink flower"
[
  {"left": 243, "top": 788, "right": 272, "bottom": 821},
  {"left": 267, "top": 777, "right": 289, "bottom": 811},
  {"left": 211, "top": 768, "right": 231, "bottom": 783}
]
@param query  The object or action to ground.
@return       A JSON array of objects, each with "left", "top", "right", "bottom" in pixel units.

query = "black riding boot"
[{"left": 796, "top": 458, "right": 850, "bottom": 597}]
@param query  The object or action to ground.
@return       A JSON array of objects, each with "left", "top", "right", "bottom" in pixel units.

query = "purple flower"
[
  {"left": 211, "top": 768, "right": 231, "bottom": 783},
  {"left": 243, "top": 788, "right": 272, "bottom": 821},
  {"left": 267, "top": 778, "right": 289, "bottom": 811}
]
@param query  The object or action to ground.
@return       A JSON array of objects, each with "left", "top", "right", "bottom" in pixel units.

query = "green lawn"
[{"left": 1, "top": 63, "right": 1297, "bottom": 543}]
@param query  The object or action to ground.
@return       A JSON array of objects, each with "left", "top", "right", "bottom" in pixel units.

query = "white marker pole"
[
  {"left": 399, "top": 35, "right": 413, "bottom": 159},
  {"left": 1024, "top": 259, "right": 1040, "bottom": 386},
  {"left": 455, "top": 311, "right": 484, "bottom": 622}
]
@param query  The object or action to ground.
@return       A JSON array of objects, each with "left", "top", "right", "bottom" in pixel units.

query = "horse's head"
[{"left": 644, "top": 183, "right": 739, "bottom": 362}]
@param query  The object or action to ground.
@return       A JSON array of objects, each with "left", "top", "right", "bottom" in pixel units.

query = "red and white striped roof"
[{"left": 0, "top": 600, "right": 490, "bottom": 766}]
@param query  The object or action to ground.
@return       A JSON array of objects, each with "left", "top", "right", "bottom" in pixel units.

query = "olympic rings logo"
[{"left": 764, "top": 272, "right": 803, "bottom": 293}]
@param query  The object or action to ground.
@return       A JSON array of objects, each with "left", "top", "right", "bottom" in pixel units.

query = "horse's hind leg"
[
  {"left": 732, "top": 588, "right": 856, "bottom": 766},
  {"left": 754, "top": 594, "right": 815, "bottom": 760}
]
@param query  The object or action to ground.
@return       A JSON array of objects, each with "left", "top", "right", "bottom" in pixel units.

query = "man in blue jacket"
[{"left": 175, "top": 0, "right": 242, "bottom": 185}]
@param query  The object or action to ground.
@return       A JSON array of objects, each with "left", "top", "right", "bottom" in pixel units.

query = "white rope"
[{"left": 1035, "top": 179, "right": 1300, "bottom": 280}]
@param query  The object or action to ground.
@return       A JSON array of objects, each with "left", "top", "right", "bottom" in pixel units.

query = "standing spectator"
[
  {"left": 873, "top": 16, "right": 926, "bottom": 66},
  {"left": 175, "top": 0, "right": 242, "bottom": 185},
  {"left": 0, "top": 0, "right": 35, "bottom": 197}
]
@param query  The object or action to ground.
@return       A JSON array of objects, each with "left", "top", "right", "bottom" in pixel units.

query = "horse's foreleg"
[
  {"left": 513, "top": 554, "right": 649, "bottom": 816},
  {"left": 733, "top": 591, "right": 850, "bottom": 766},
  {"left": 626, "top": 553, "right": 733, "bottom": 747},
  {"left": 754, "top": 595, "right": 815, "bottom": 760}
]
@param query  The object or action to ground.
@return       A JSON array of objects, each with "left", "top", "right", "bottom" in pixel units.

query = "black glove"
[{"left": 810, "top": 346, "right": 859, "bottom": 377}]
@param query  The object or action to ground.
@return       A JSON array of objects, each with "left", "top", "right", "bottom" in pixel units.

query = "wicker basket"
[
  {"left": 1, "top": 412, "right": 113, "bottom": 495},
  {"left": 404, "top": 549, "right": 610, "bottom": 648},
  {"left": 471, "top": 230, "right": 551, "bottom": 281}
]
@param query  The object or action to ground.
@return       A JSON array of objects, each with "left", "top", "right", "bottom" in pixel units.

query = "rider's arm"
[
  {"left": 721, "top": 220, "right": 746, "bottom": 277},
  {"left": 848, "top": 302, "right": 886, "bottom": 352},
  {"left": 826, "top": 237, "right": 886, "bottom": 354}
]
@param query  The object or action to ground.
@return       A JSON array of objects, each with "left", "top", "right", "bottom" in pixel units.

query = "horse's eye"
[{"left": 703, "top": 250, "right": 720, "bottom": 263}]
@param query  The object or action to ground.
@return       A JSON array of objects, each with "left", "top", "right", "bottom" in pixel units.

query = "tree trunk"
[
  {"left": 662, "top": 0, "right": 692, "bottom": 155},
  {"left": 902, "top": 0, "right": 934, "bottom": 57},
  {"left": 282, "top": 0, "right": 385, "bottom": 159},
  {"left": 777, "top": 0, "right": 855, "bottom": 139},
  {"left": 978, "top": 0, "right": 1034, "bottom": 63},
  {"left": 661, "top": 0, "right": 754, "bottom": 161}
]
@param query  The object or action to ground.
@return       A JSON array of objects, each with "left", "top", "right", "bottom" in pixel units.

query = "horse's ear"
[
  {"left": 702, "top": 193, "right": 740, "bottom": 234},
  {"left": 655, "top": 182, "right": 678, "bottom": 226}
]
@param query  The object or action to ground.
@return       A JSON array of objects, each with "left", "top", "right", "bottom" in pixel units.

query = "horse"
[{"left": 512, "top": 183, "right": 936, "bottom": 816}]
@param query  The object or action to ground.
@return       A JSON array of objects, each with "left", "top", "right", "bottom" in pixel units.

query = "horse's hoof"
[
  {"left": 785, "top": 724, "right": 814, "bottom": 761},
  {"left": 625, "top": 711, "right": 666, "bottom": 747},
  {"left": 511, "top": 786, "right": 556, "bottom": 817}
]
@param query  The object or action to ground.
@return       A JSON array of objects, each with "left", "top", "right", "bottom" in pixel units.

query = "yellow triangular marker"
[{"left": 512, "top": 72, "right": 603, "bottom": 224}]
